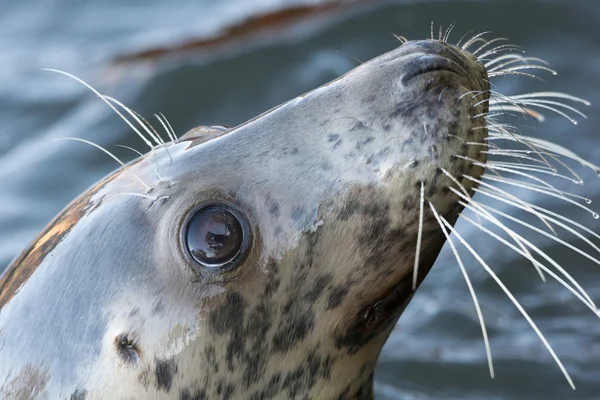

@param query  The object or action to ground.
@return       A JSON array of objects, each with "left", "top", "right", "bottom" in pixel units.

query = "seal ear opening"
[{"left": 114, "top": 333, "right": 141, "bottom": 365}]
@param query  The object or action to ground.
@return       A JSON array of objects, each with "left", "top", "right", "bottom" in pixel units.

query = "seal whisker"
[
  {"left": 442, "top": 22, "right": 456, "bottom": 43},
  {"left": 488, "top": 70, "right": 545, "bottom": 82},
  {"left": 487, "top": 161, "right": 559, "bottom": 175},
  {"left": 486, "top": 135, "right": 600, "bottom": 175},
  {"left": 455, "top": 189, "right": 599, "bottom": 304},
  {"left": 439, "top": 167, "right": 482, "bottom": 225},
  {"left": 103, "top": 96, "right": 164, "bottom": 146},
  {"left": 465, "top": 140, "right": 497, "bottom": 149},
  {"left": 486, "top": 106, "right": 545, "bottom": 121},
  {"left": 463, "top": 175, "right": 557, "bottom": 234},
  {"left": 101, "top": 99, "right": 178, "bottom": 180},
  {"left": 481, "top": 170, "right": 598, "bottom": 216},
  {"left": 456, "top": 155, "right": 579, "bottom": 186},
  {"left": 461, "top": 31, "right": 491, "bottom": 51},
  {"left": 412, "top": 181, "right": 425, "bottom": 290},
  {"left": 475, "top": 201, "right": 600, "bottom": 266},
  {"left": 459, "top": 198, "right": 598, "bottom": 309},
  {"left": 115, "top": 144, "right": 162, "bottom": 182},
  {"left": 482, "top": 150, "right": 553, "bottom": 166},
  {"left": 472, "top": 37, "right": 509, "bottom": 56},
  {"left": 157, "top": 112, "right": 179, "bottom": 144},
  {"left": 508, "top": 100, "right": 587, "bottom": 123},
  {"left": 114, "top": 192, "right": 160, "bottom": 201},
  {"left": 436, "top": 212, "right": 576, "bottom": 390},
  {"left": 483, "top": 132, "right": 559, "bottom": 172},
  {"left": 510, "top": 91, "right": 591, "bottom": 105},
  {"left": 459, "top": 89, "right": 489, "bottom": 101},
  {"left": 485, "top": 92, "right": 538, "bottom": 122},
  {"left": 460, "top": 211, "right": 598, "bottom": 313},
  {"left": 450, "top": 187, "right": 544, "bottom": 281},
  {"left": 492, "top": 64, "right": 558, "bottom": 76},
  {"left": 56, "top": 138, "right": 150, "bottom": 190},
  {"left": 455, "top": 30, "right": 473, "bottom": 48},
  {"left": 482, "top": 166, "right": 583, "bottom": 199},
  {"left": 474, "top": 187, "right": 600, "bottom": 243},
  {"left": 428, "top": 201, "right": 495, "bottom": 378},
  {"left": 478, "top": 45, "right": 525, "bottom": 60},
  {"left": 494, "top": 147, "right": 583, "bottom": 184},
  {"left": 42, "top": 69, "right": 156, "bottom": 150},
  {"left": 484, "top": 53, "right": 536, "bottom": 69},
  {"left": 487, "top": 57, "right": 550, "bottom": 73}
]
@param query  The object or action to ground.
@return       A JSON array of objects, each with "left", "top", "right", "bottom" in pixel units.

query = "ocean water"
[{"left": 1, "top": 0, "right": 599, "bottom": 398}]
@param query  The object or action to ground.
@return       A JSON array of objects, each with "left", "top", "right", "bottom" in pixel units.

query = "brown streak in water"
[{"left": 113, "top": 0, "right": 372, "bottom": 65}]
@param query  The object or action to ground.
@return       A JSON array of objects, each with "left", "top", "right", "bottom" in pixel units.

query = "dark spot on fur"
[
  {"left": 70, "top": 389, "right": 87, "bottom": 400},
  {"left": 306, "top": 274, "right": 333, "bottom": 301},
  {"left": 204, "top": 345, "right": 219, "bottom": 374},
  {"left": 210, "top": 292, "right": 247, "bottom": 336},
  {"left": 180, "top": 388, "right": 208, "bottom": 400},
  {"left": 216, "top": 380, "right": 236, "bottom": 399},
  {"left": 272, "top": 300, "right": 315, "bottom": 353},
  {"left": 351, "top": 121, "right": 366, "bottom": 131},
  {"left": 267, "top": 198, "right": 280, "bottom": 217},
  {"left": 355, "top": 136, "right": 374, "bottom": 151},
  {"left": 155, "top": 358, "right": 177, "bottom": 392},
  {"left": 326, "top": 285, "right": 349, "bottom": 310},
  {"left": 250, "top": 373, "right": 281, "bottom": 400}
]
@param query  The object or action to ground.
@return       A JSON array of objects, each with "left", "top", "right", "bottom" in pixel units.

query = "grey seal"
[{"left": 0, "top": 30, "right": 595, "bottom": 399}]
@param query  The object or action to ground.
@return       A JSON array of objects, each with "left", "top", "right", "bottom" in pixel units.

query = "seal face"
[{"left": 0, "top": 32, "right": 590, "bottom": 399}]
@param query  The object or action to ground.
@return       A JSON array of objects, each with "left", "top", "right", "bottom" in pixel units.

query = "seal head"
[{"left": 0, "top": 40, "right": 488, "bottom": 399}]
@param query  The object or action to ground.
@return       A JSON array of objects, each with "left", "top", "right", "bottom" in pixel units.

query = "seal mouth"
[
  {"left": 338, "top": 271, "right": 416, "bottom": 348},
  {"left": 401, "top": 53, "right": 469, "bottom": 83}
]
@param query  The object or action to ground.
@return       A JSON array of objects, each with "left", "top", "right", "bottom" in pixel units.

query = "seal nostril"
[{"left": 115, "top": 333, "right": 141, "bottom": 364}]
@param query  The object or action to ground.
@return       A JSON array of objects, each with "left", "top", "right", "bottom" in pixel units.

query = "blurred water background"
[{"left": 1, "top": 0, "right": 600, "bottom": 398}]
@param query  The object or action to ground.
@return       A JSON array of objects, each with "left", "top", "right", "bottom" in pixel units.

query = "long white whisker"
[
  {"left": 477, "top": 202, "right": 600, "bottom": 267},
  {"left": 115, "top": 145, "right": 162, "bottom": 181},
  {"left": 437, "top": 215, "right": 576, "bottom": 390},
  {"left": 412, "top": 181, "right": 425, "bottom": 290},
  {"left": 155, "top": 114, "right": 176, "bottom": 144},
  {"left": 56, "top": 138, "right": 149, "bottom": 190},
  {"left": 429, "top": 201, "right": 494, "bottom": 378},
  {"left": 474, "top": 187, "right": 600, "bottom": 243},
  {"left": 462, "top": 175, "right": 557, "bottom": 235},
  {"left": 43, "top": 69, "right": 155, "bottom": 150},
  {"left": 483, "top": 174, "right": 590, "bottom": 203},
  {"left": 103, "top": 96, "right": 164, "bottom": 146},
  {"left": 458, "top": 197, "right": 597, "bottom": 307},
  {"left": 461, "top": 213, "right": 598, "bottom": 314},
  {"left": 449, "top": 187, "right": 544, "bottom": 281},
  {"left": 462, "top": 31, "right": 491, "bottom": 50}
]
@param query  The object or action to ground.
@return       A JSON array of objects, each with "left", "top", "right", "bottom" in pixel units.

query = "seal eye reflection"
[{"left": 185, "top": 206, "right": 249, "bottom": 270}]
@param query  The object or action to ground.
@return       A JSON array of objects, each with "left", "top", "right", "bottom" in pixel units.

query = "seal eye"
[{"left": 185, "top": 206, "right": 249, "bottom": 270}]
